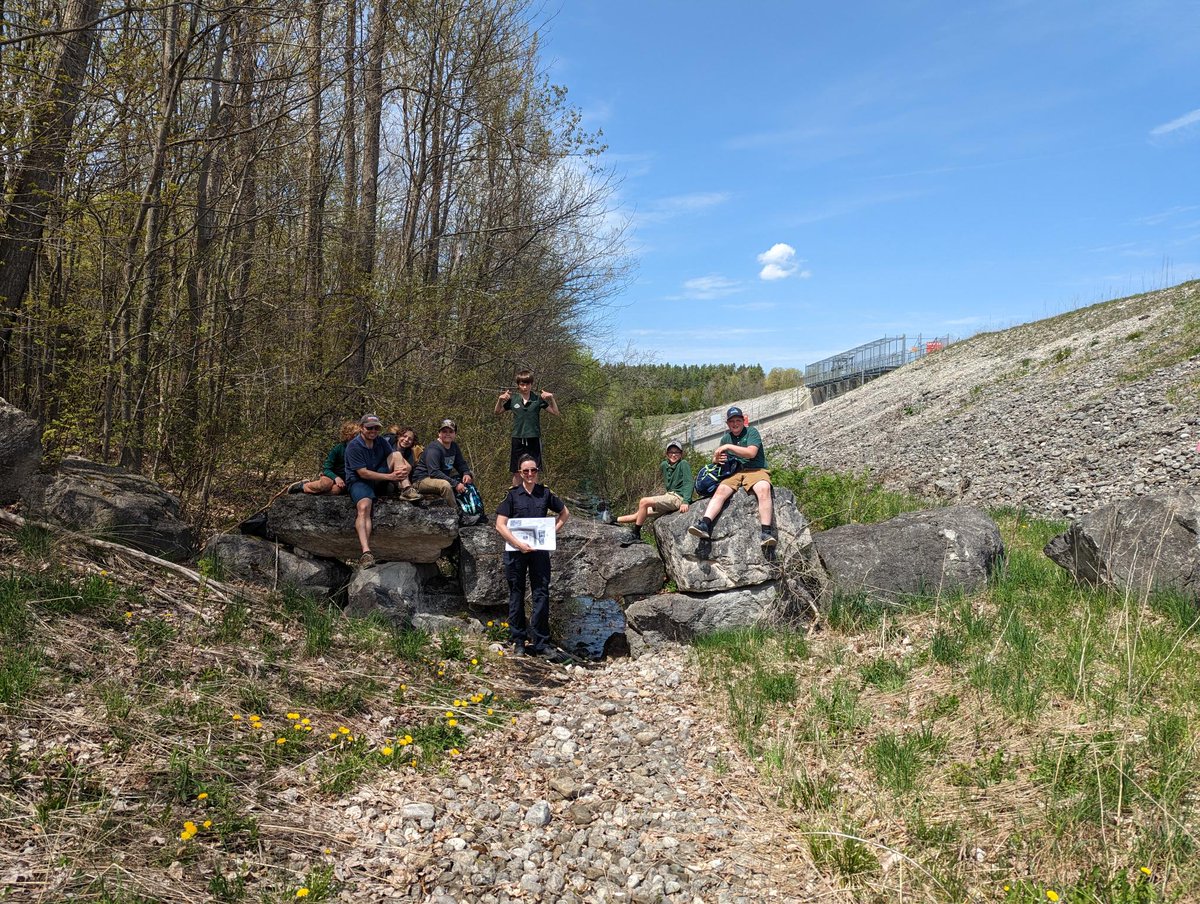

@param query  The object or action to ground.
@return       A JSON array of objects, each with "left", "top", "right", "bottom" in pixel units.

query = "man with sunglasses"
[
  {"left": 494, "top": 454, "right": 570, "bottom": 658},
  {"left": 344, "top": 413, "right": 404, "bottom": 567}
]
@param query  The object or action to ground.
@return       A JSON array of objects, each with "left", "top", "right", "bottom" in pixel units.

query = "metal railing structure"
[{"left": 805, "top": 335, "right": 950, "bottom": 404}]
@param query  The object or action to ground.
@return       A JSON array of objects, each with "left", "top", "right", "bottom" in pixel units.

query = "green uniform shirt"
[
  {"left": 721, "top": 425, "right": 766, "bottom": 470},
  {"left": 660, "top": 459, "right": 693, "bottom": 503},
  {"left": 504, "top": 393, "right": 548, "bottom": 439}
]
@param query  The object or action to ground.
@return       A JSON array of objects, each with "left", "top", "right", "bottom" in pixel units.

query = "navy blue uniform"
[{"left": 496, "top": 484, "right": 565, "bottom": 651}]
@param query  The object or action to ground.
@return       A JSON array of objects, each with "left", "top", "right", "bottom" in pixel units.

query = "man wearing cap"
[
  {"left": 345, "top": 413, "right": 405, "bottom": 567},
  {"left": 688, "top": 407, "right": 776, "bottom": 551},
  {"left": 617, "top": 439, "right": 692, "bottom": 543},
  {"left": 412, "top": 419, "right": 475, "bottom": 506}
]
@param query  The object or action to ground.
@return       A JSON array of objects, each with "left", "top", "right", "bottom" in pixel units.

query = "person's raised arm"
[
  {"left": 494, "top": 389, "right": 511, "bottom": 415},
  {"left": 540, "top": 389, "right": 560, "bottom": 416}
]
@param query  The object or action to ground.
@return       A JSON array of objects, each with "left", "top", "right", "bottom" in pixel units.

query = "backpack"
[
  {"left": 455, "top": 483, "right": 484, "bottom": 516},
  {"left": 693, "top": 459, "right": 741, "bottom": 499}
]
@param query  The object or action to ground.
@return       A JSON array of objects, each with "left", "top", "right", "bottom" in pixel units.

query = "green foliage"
[
  {"left": 599, "top": 362, "right": 770, "bottom": 417},
  {"left": 15, "top": 524, "right": 54, "bottom": 560},
  {"left": 859, "top": 657, "right": 908, "bottom": 691},
  {"left": 807, "top": 830, "right": 879, "bottom": 880},
  {"left": 390, "top": 628, "right": 431, "bottom": 662},
  {"left": 1002, "top": 868, "right": 1165, "bottom": 903},
  {"left": 868, "top": 724, "right": 946, "bottom": 794},
  {"left": 770, "top": 465, "right": 926, "bottom": 531}
]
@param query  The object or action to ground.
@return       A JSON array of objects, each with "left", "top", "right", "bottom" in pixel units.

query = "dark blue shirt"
[
  {"left": 496, "top": 483, "right": 565, "bottom": 520},
  {"left": 344, "top": 435, "right": 394, "bottom": 484}
]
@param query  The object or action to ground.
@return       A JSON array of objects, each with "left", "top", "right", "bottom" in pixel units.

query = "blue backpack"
[
  {"left": 694, "top": 459, "right": 741, "bottom": 498},
  {"left": 455, "top": 484, "right": 484, "bottom": 516}
]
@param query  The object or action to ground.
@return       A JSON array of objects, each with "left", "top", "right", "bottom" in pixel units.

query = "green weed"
[
  {"left": 826, "top": 593, "right": 886, "bottom": 633},
  {"left": 390, "top": 628, "right": 431, "bottom": 662},
  {"left": 770, "top": 465, "right": 926, "bottom": 531},
  {"left": 810, "top": 680, "right": 871, "bottom": 738},
  {"left": 859, "top": 657, "right": 908, "bottom": 691},
  {"left": 15, "top": 524, "right": 54, "bottom": 560},
  {"left": 807, "top": 829, "right": 879, "bottom": 880}
]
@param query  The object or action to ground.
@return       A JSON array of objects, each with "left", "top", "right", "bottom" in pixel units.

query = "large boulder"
[
  {"left": 266, "top": 494, "right": 459, "bottom": 563},
  {"left": 459, "top": 520, "right": 666, "bottom": 608},
  {"left": 345, "top": 561, "right": 471, "bottom": 629},
  {"left": 204, "top": 534, "right": 348, "bottom": 597},
  {"left": 22, "top": 457, "right": 193, "bottom": 560},
  {"left": 0, "top": 398, "right": 40, "bottom": 505},
  {"left": 811, "top": 505, "right": 1004, "bottom": 602},
  {"left": 1044, "top": 491, "right": 1200, "bottom": 599},
  {"left": 624, "top": 583, "right": 793, "bottom": 656},
  {"left": 654, "top": 487, "right": 826, "bottom": 596}
]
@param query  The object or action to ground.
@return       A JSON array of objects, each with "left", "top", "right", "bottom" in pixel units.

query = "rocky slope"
[{"left": 772, "top": 281, "right": 1200, "bottom": 520}]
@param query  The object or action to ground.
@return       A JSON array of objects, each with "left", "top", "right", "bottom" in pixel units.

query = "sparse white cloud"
[
  {"left": 756, "top": 243, "right": 810, "bottom": 281},
  {"left": 633, "top": 192, "right": 733, "bottom": 228},
  {"left": 1150, "top": 107, "right": 1200, "bottom": 138},
  {"left": 672, "top": 274, "right": 742, "bottom": 300}
]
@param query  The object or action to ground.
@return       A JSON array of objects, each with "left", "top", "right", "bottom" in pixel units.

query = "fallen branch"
[{"left": 0, "top": 508, "right": 242, "bottom": 604}]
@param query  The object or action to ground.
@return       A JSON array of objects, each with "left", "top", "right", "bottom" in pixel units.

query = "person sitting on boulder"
[
  {"left": 617, "top": 438, "right": 692, "bottom": 543},
  {"left": 385, "top": 425, "right": 422, "bottom": 502},
  {"left": 345, "top": 413, "right": 406, "bottom": 567},
  {"left": 292, "top": 420, "right": 356, "bottom": 494},
  {"left": 412, "top": 419, "right": 475, "bottom": 507},
  {"left": 688, "top": 407, "right": 776, "bottom": 551}
]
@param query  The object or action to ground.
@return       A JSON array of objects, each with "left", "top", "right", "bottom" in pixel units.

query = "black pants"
[{"left": 505, "top": 549, "right": 551, "bottom": 650}]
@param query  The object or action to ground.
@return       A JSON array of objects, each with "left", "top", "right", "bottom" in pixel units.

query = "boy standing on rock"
[
  {"left": 494, "top": 454, "right": 570, "bottom": 659},
  {"left": 688, "top": 407, "right": 776, "bottom": 551},
  {"left": 617, "top": 439, "right": 692, "bottom": 543},
  {"left": 495, "top": 368, "right": 560, "bottom": 486}
]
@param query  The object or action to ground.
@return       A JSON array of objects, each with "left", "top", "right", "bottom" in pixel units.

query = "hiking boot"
[
  {"left": 628, "top": 523, "right": 643, "bottom": 543},
  {"left": 511, "top": 641, "right": 527, "bottom": 657},
  {"left": 688, "top": 518, "right": 713, "bottom": 541},
  {"left": 287, "top": 481, "right": 305, "bottom": 494},
  {"left": 358, "top": 551, "right": 376, "bottom": 568},
  {"left": 532, "top": 646, "right": 572, "bottom": 664},
  {"left": 760, "top": 526, "right": 777, "bottom": 550},
  {"left": 400, "top": 486, "right": 421, "bottom": 502}
]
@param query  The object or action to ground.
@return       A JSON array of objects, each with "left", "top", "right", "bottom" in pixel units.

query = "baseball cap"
[
  {"left": 666, "top": 439, "right": 684, "bottom": 453},
  {"left": 360, "top": 413, "right": 382, "bottom": 427},
  {"left": 725, "top": 406, "right": 744, "bottom": 420},
  {"left": 439, "top": 418, "right": 457, "bottom": 431}
]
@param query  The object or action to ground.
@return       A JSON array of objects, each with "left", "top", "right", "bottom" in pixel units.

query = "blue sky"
[{"left": 542, "top": 0, "right": 1200, "bottom": 368}]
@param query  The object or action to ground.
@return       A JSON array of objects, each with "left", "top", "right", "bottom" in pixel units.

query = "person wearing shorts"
[
  {"left": 495, "top": 368, "right": 559, "bottom": 485},
  {"left": 617, "top": 438, "right": 692, "bottom": 542},
  {"left": 344, "top": 413, "right": 404, "bottom": 567},
  {"left": 687, "top": 407, "right": 776, "bottom": 552}
]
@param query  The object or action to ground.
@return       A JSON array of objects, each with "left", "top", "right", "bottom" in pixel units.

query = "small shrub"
[
  {"left": 390, "top": 627, "right": 431, "bottom": 661},
  {"left": 437, "top": 630, "right": 467, "bottom": 661}
]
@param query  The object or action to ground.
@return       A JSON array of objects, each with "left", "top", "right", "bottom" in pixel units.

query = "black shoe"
[
  {"left": 760, "top": 527, "right": 777, "bottom": 550},
  {"left": 511, "top": 642, "right": 527, "bottom": 657},
  {"left": 628, "top": 524, "right": 642, "bottom": 543},
  {"left": 529, "top": 645, "right": 570, "bottom": 664},
  {"left": 688, "top": 518, "right": 713, "bottom": 540},
  {"left": 288, "top": 481, "right": 305, "bottom": 494}
]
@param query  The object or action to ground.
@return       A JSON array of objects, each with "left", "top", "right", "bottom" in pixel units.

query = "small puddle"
[{"left": 551, "top": 595, "right": 627, "bottom": 660}]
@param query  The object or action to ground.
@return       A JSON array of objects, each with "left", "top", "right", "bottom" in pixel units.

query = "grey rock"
[
  {"left": 346, "top": 562, "right": 423, "bottom": 624},
  {"left": 266, "top": 494, "right": 459, "bottom": 563},
  {"left": 401, "top": 802, "right": 436, "bottom": 821},
  {"left": 624, "top": 583, "right": 796, "bottom": 648},
  {"left": 1045, "top": 490, "right": 1200, "bottom": 599},
  {"left": 205, "top": 533, "right": 348, "bottom": 597},
  {"left": 22, "top": 457, "right": 193, "bottom": 560},
  {"left": 0, "top": 398, "right": 40, "bottom": 506},
  {"left": 524, "top": 801, "right": 553, "bottom": 826},
  {"left": 812, "top": 505, "right": 1005, "bottom": 602},
  {"left": 654, "top": 487, "right": 827, "bottom": 598}
]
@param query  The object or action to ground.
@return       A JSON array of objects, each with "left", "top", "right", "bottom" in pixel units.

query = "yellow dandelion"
[
  {"left": 487, "top": 708, "right": 494, "bottom": 715},
  {"left": 497, "top": 651, "right": 505, "bottom": 657},
  {"left": 471, "top": 658, "right": 478, "bottom": 665},
  {"left": 202, "top": 820, "right": 213, "bottom": 829},
  {"left": 296, "top": 890, "right": 310, "bottom": 899},
  {"left": 381, "top": 747, "right": 394, "bottom": 756},
  {"left": 231, "top": 714, "right": 242, "bottom": 721},
  {"left": 293, "top": 723, "right": 304, "bottom": 731},
  {"left": 124, "top": 611, "right": 133, "bottom": 619},
  {"left": 445, "top": 711, "right": 454, "bottom": 718},
  {"left": 183, "top": 821, "right": 197, "bottom": 832},
  {"left": 275, "top": 737, "right": 287, "bottom": 746},
  {"left": 403, "top": 735, "right": 413, "bottom": 744},
  {"left": 249, "top": 714, "right": 261, "bottom": 722},
  {"left": 449, "top": 748, "right": 460, "bottom": 757},
  {"left": 286, "top": 712, "right": 299, "bottom": 720},
  {"left": 197, "top": 792, "right": 208, "bottom": 800},
  {"left": 511, "top": 717, "right": 517, "bottom": 724},
  {"left": 329, "top": 733, "right": 338, "bottom": 740},
  {"left": 1047, "top": 892, "right": 1059, "bottom": 902},
  {"left": 487, "top": 620, "right": 494, "bottom": 627},
  {"left": 1004, "top": 887, "right": 1010, "bottom": 893},
  {"left": 338, "top": 726, "right": 350, "bottom": 735},
  {"left": 1141, "top": 867, "right": 1152, "bottom": 876},
  {"left": 303, "top": 725, "right": 312, "bottom": 732},
  {"left": 410, "top": 758, "right": 418, "bottom": 767},
  {"left": 399, "top": 683, "right": 407, "bottom": 691},
  {"left": 179, "top": 829, "right": 194, "bottom": 840},
  {"left": 447, "top": 719, "right": 458, "bottom": 727},
  {"left": 438, "top": 669, "right": 445, "bottom": 675}
]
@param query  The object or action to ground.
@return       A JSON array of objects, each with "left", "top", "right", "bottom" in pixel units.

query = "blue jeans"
[{"left": 505, "top": 550, "right": 552, "bottom": 650}]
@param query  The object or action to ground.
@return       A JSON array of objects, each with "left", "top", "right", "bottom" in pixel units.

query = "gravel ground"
[{"left": 321, "top": 650, "right": 829, "bottom": 903}]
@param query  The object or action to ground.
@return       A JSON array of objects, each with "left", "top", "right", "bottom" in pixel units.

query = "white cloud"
[
  {"left": 675, "top": 274, "right": 742, "bottom": 300},
  {"left": 1150, "top": 107, "right": 1200, "bottom": 138},
  {"left": 756, "top": 243, "right": 810, "bottom": 281}
]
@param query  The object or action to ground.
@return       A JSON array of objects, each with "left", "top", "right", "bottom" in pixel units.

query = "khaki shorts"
[
  {"left": 645, "top": 492, "right": 684, "bottom": 516},
  {"left": 721, "top": 469, "right": 771, "bottom": 491}
]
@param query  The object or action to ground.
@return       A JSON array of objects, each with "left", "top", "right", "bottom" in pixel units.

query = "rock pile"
[
  {"left": 322, "top": 650, "right": 824, "bottom": 902},
  {"left": 774, "top": 282, "right": 1200, "bottom": 519}
]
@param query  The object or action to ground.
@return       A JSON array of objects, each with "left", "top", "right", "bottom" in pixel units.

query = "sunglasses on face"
[
  {"left": 519, "top": 468, "right": 539, "bottom": 474},
  {"left": 364, "top": 425, "right": 382, "bottom": 431}
]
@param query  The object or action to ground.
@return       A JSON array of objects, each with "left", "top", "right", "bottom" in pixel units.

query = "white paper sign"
[{"left": 504, "top": 517, "right": 557, "bottom": 552}]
